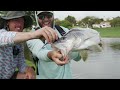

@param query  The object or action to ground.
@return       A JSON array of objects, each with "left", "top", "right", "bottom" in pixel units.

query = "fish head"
[
  {"left": 51, "top": 42, "right": 67, "bottom": 58},
  {"left": 51, "top": 35, "right": 75, "bottom": 58}
]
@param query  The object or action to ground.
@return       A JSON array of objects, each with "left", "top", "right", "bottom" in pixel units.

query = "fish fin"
[{"left": 79, "top": 50, "right": 88, "bottom": 62}]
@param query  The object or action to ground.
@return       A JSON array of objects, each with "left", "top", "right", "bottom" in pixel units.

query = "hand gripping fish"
[{"left": 51, "top": 28, "right": 103, "bottom": 61}]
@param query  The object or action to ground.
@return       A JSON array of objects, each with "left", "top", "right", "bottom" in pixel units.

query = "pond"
[{"left": 71, "top": 38, "right": 120, "bottom": 79}]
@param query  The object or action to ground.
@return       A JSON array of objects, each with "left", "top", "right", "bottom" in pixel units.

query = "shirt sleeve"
[
  {"left": 0, "top": 29, "right": 16, "bottom": 47},
  {"left": 27, "top": 39, "right": 53, "bottom": 62},
  {"left": 17, "top": 44, "right": 27, "bottom": 73}
]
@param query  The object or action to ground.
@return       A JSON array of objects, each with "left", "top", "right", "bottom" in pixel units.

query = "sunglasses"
[{"left": 38, "top": 13, "right": 53, "bottom": 20}]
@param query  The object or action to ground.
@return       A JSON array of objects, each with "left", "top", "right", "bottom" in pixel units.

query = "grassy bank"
[{"left": 94, "top": 27, "right": 120, "bottom": 38}]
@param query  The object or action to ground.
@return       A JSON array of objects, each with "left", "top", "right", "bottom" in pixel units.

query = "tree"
[
  {"left": 110, "top": 17, "right": 120, "bottom": 27},
  {"left": 25, "top": 11, "right": 36, "bottom": 25},
  {"left": 60, "top": 20, "right": 72, "bottom": 29},
  {"left": 80, "top": 16, "right": 104, "bottom": 28},
  {"left": 65, "top": 15, "right": 76, "bottom": 27},
  {"left": 54, "top": 18, "right": 61, "bottom": 25},
  {"left": 78, "top": 20, "right": 86, "bottom": 27}
]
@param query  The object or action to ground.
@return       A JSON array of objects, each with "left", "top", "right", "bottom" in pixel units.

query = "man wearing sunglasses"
[
  {"left": 0, "top": 11, "right": 58, "bottom": 79},
  {"left": 27, "top": 11, "right": 81, "bottom": 79}
]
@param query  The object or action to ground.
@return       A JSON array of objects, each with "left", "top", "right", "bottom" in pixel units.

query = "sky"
[{"left": 54, "top": 11, "right": 120, "bottom": 21}]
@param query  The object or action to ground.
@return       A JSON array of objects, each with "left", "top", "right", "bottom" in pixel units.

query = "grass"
[{"left": 94, "top": 27, "right": 120, "bottom": 38}]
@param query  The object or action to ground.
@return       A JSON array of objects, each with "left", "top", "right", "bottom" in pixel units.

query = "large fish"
[{"left": 51, "top": 28, "right": 103, "bottom": 61}]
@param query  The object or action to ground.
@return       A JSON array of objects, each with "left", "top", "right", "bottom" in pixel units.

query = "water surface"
[{"left": 71, "top": 38, "right": 120, "bottom": 79}]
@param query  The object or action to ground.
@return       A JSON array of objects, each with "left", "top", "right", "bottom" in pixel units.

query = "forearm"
[
  {"left": 27, "top": 39, "right": 53, "bottom": 62},
  {"left": 31, "top": 45, "right": 52, "bottom": 62},
  {"left": 37, "top": 50, "right": 53, "bottom": 62},
  {"left": 0, "top": 30, "right": 16, "bottom": 46},
  {"left": 14, "top": 31, "right": 40, "bottom": 44},
  {"left": 17, "top": 45, "right": 28, "bottom": 73},
  {"left": 0, "top": 30, "right": 38, "bottom": 45}
]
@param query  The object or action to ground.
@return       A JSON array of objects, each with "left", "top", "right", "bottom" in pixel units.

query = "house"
[
  {"left": 92, "top": 24, "right": 101, "bottom": 28},
  {"left": 100, "top": 22, "right": 111, "bottom": 28},
  {"left": 92, "top": 22, "right": 111, "bottom": 28}
]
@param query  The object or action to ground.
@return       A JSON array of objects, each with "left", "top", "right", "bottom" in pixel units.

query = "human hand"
[
  {"left": 36, "top": 26, "right": 58, "bottom": 43},
  {"left": 25, "top": 66, "right": 36, "bottom": 79},
  {"left": 16, "top": 72, "right": 26, "bottom": 79},
  {"left": 47, "top": 50, "right": 69, "bottom": 66}
]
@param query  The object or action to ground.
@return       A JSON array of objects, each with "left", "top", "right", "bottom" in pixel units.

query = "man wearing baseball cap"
[
  {"left": 27, "top": 11, "right": 81, "bottom": 79},
  {"left": 35, "top": 11, "right": 54, "bottom": 28}
]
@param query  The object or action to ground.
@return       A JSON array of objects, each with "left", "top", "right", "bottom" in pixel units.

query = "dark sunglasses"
[
  {"left": 13, "top": 46, "right": 20, "bottom": 57},
  {"left": 38, "top": 13, "right": 53, "bottom": 20}
]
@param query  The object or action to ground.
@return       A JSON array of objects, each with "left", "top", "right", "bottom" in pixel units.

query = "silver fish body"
[{"left": 52, "top": 28, "right": 103, "bottom": 61}]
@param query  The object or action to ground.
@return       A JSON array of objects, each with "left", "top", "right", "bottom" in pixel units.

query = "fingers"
[
  {"left": 43, "top": 28, "right": 54, "bottom": 43},
  {"left": 48, "top": 50, "right": 69, "bottom": 66},
  {"left": 45, "top": 27, "right": 58, "bottom": 42},
  {"left": 40, "top": 30, "right": 50, "bottom": 43},
  {"left": 16, "top": 73, "right": 26, "bottom": 79},
  {"left": 40, "top": 26, "right": 58, "bottom": 43},
  {"left": 52, "top": 52, "right": 69, "bottom": 65},
  {"left": 25, "top": 73, "right": 36, "bottom": 79},
  {"left": 63, "top": 56, "right": 70, "bottom": 64},
  {"left": 25, "top": 74, "right": 30, "bottom": 79},
  {"left": 53, "top": 58, "right": 68, "bottom": 66},
  {"left": 25, "top": 67, "right": 36, "bottom": 79}
]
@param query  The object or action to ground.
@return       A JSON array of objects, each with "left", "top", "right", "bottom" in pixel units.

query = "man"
[
  {"left": 0, "top": 11, "right": 58, "bottom": 79},
  {"left": 27, "top": 11, "right": 81, "bottom": 79}
]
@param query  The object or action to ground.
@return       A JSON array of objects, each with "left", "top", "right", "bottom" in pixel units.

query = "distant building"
[
  {"left": 100, "top": 22, "right": 111, "bottom": 28},
  {"left": 92, "top": 24, "right": 101, "bottom": 28},
  {"left": 92, "top": 22, "right": 111, "bottom": 28}
]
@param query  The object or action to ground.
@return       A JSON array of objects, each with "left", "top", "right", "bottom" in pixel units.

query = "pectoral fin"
[{"left": 79, "top": 50, "right": 88, "bottom": 62}]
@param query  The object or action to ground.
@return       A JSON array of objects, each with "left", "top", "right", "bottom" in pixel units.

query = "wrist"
[{"left": 33, "top": 30, "right": 41, "bottom": 39}]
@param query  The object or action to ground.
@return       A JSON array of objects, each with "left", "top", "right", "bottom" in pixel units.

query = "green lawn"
[{"left": 94, "top": 27, "right": 120, "bottom": 38}]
